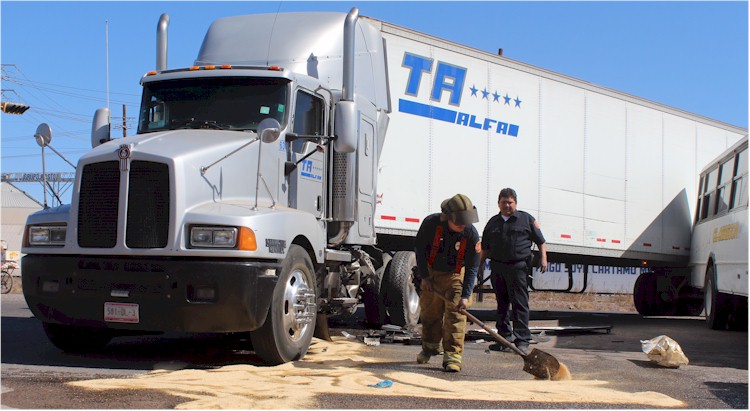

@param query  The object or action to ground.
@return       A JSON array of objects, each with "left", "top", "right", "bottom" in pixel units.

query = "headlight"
[
  {"left": 188, "top": 226, "right": 257, "bottom": 250},
  {"left": 190, "top": 226, "right": 238, "bottom": 248},
  {"left": 27, "top": 225, "right": 67, "bottom": 246}
]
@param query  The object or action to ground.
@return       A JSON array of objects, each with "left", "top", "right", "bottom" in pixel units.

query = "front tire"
[
  {"left": 383, "top": 251, "right": 420, "bottom": 329},
  {"left": 251, "top": 245, "right": 317, "bottom": 364}
]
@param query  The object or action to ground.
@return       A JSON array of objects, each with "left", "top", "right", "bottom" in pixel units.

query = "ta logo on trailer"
[{"left": 398, "top": 52, "right": 522, "bottom": 137}]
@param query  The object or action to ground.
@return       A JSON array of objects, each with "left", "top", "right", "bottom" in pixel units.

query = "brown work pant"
[{"left": 419, "top": 267, "right": 467, "bottom": 365}]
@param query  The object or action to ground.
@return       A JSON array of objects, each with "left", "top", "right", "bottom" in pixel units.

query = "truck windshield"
[{"left": 138, "top": 77, "right": 289, "bottom": 133}]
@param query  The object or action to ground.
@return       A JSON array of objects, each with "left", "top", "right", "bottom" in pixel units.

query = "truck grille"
[
  {"left": 126, "top": 161, "right": 170, "bottom": 248},
  {"left": 78, "top": 160, "right": 170, "bottom": 249},
  {"left": 78, "top": 162, "right": 119, "bottom": 248}
]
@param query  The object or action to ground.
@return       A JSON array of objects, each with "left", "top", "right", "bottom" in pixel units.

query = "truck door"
[
  {"left": 289, "top": 90, "right": 325, "bottom": 218},
  {"left": 357, "top": 116, "right": 376, "bottom": 238}
]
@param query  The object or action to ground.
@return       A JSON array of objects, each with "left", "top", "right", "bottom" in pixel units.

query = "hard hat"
[{"left": 441, "top": 194, "right": 479, "bottom": 225}]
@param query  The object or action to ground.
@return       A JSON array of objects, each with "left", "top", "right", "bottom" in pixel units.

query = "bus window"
[
  {"left": 730, "top": 148, "right": 748, "bottom": 209},
  {"left": 701, "top": 168, "right": 719, "bottom": 219},
  {"left": 695, "top": 175, "right": 704, "bottom": 223},
  {"left": 716, "top": 158, "right": 734, "bottom": 214}
]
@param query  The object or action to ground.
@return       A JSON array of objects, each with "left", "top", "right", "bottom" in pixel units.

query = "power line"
[
  {"left": 2, "top": 67, "right": 139, "bottom": 98},
  {"left": 3, "top": 74, "right": 139, "bottom": 108},
  {"left": 2, "top": 65, "right": 140, "bottom": 139}
]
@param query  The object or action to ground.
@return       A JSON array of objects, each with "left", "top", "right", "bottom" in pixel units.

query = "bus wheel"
[
  {"left": 383, "top": 251, "right": 420, "bottom": 329},
  {"left": 251, "top": 245, "right": 317, "bottom": 364},
  {"left": 705, "top": 265, "right": 729, "bottom": 330}
]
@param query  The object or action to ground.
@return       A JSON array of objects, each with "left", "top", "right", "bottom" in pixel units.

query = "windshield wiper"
[{"left": 170, "top": 118, "right": 232, "bottom": 130}]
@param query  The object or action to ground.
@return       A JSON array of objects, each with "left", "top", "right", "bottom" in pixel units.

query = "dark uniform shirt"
[
  {"left": 481, "top": 210, "right": 546, "bottom": 262},
  {"left": 415, "top": 213, "right": 480, "bottom": 298}
]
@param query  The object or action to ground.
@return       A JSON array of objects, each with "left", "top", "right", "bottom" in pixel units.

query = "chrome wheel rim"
[{"left": 281, "top": 268, "right": 315, "bottom": 342}]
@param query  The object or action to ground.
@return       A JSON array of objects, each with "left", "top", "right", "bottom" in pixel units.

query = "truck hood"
[{"left": 81, "top": 129, "right": 259, "bottom": 163}]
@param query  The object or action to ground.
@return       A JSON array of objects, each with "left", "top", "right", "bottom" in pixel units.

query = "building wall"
[{"left": 1, "top": 182, "right": 43, "bottom": 265}]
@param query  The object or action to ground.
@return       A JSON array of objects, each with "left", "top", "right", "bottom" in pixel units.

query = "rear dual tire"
[
  {"left": 363, "top": 254, "right": 390, "bottom": 327},
  {"left": 383, "top": 251, "right": 420, "bottom": 329}
]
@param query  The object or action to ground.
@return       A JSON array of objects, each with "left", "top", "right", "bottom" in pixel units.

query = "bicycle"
[{"left": 2, "top": 261, "right": 18, "bottom": 294}]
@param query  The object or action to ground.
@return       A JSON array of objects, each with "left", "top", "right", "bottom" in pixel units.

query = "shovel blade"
[
  {"left": 522, "top": 348, "right": 561, "bottom": 379},
  {"left": 314, "top": 313, "right": 333, "bottom": 341}
]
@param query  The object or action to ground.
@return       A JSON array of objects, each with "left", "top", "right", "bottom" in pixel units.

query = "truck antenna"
[{"left": 105, "top": 20, "right": 110, "bottom": 113}]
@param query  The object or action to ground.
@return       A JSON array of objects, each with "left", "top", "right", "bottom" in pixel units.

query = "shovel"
[
  {"left": 314, "top": 313, "right": 333, "bottom": 341},
  {"left": 430, "top": 289, "right": 566, "bottom": 380}
]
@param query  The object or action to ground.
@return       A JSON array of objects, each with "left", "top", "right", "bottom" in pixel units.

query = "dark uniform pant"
[
  {"left": 419, "top": 267, "right": 466, "bottom": 366},
  {"left": 490, "top": 260, "right": 531, "bottom": 346}
]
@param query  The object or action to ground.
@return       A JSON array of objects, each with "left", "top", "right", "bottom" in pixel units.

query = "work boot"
[
  {"left": 416, "top": 350, "right": 432, "bottom": 364},
  {"left": 443, "top": 363, "right": 461, "bottom": 373},
  {"left": 514, "top": 342, "right": 529, "bottom": 355},
  {"left": 489, "top": 342, "right": 511, "bottom": 352}
]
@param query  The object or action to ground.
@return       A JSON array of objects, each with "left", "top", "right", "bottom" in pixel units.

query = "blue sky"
[{"left": 1, "top": 1, "right": 748, "bottom": 205}]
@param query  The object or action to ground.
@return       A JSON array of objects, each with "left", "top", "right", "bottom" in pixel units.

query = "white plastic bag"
[{"left": 640, "top": 335, "right": 689, "bottom": 368}]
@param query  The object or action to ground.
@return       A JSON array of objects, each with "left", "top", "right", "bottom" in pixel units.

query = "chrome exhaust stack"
[
  {"left": 329, "top": 7, "right": 360, "bottom": 246},
  {"left": 156, "top": 14, "right": 170, "bottom": 71}
]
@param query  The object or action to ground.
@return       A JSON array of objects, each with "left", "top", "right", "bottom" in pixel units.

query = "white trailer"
[
  {"left": 21, "top": 9, "right": 747, "bottom": 365},
  {"left": 367, "top": 17, "right": 746, "bottom": 311}
]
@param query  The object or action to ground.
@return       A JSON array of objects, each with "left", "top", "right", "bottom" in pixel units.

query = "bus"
[{"left": 690, "top": 135, "right": 748, "bottom": 330}]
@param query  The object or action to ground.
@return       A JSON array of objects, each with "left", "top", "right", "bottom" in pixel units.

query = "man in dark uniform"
[
  {"left": 478, "top": 188, "right": 548, "bottom": 354},
  {"left": 414, "top": 194, "right": 480, "bottom": 373}
]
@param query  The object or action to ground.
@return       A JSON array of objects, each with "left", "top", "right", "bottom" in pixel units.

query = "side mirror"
[
  {"left": 91, "top": 108, "right": 111, "bottom": 148},
  {"left": 334, "top": 101, "right": 358, "bottom": 153},
  {"left": 257, "top": 118, "right": 281, "bottom": 143},
  {"left": 34, "top": 123, "right": 52, "bottom": 147}
]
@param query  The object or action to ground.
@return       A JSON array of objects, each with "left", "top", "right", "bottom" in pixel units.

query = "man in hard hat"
[{"left": 414, "top": 194, "right": 480, "bottom": 372}]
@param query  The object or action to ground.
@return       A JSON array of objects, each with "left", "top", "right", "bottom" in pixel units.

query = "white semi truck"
[{"left": 22, "top": 9, "right": 746, "bottom": 364}]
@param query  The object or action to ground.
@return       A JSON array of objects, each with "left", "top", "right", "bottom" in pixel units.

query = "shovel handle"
[{"left": 429, "top": 289, "right": 526, "bottom": 357}]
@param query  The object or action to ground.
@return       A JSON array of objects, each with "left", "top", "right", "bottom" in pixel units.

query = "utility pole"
[{"left": 123, "top": 104, "right": 127, "bottom": 137}]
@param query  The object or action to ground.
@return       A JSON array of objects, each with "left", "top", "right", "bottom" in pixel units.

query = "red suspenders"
[
  {"left": 427, "top": 225, "right": 443, "bottom": 267},
  {"left": 427, "top": 224, "right": 467, "bottom": 273},
  {"left": 455, "top": 237, "right": 467, "bottom": 273}
]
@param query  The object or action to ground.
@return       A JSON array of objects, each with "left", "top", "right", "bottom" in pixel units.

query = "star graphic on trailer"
[
  {"left": 492, "top": 91, "right": 500, "bottom": 102},
  {"left": 481, "top": 88, "right": 490, "bottom": 99},
  {"left": 514, "top": 96, "right": 522, "bottom": 108},
  {"left": 503, "top": 93, "right": 511, "bottom": 105},
  {"left": 470, "top": 85, "right": 478, "bottom": 97}
]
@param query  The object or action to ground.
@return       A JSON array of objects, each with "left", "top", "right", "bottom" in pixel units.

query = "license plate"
[{"left": 104, "top": 302, "right": 139, "bottom": 323}]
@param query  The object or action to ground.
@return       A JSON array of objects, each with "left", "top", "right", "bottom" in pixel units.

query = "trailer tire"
[
  {"left": 43, "top": 323, "right": 113, "bottom": 353},
  {"left": 705, "top": 266, "right": 729, "bottom": 330},
  {"left": 251, "top": 245, "right": 317, "bottom": 364},
  {"left": 677, "top": 298, "right": 705, "bottom": 316},
  {"left": 383, "top": 251, "right": 420, "bottom": 329},
  {"left": 633, "top": 272, "right": 659, "bottom": 316},
  {"left": 363, "top": 254, "right": 390, "bottom": 327}
]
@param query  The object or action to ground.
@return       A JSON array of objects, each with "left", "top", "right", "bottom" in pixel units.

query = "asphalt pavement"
[{"left": 2, "top": 291, "right": 747, "bottom": 409}]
